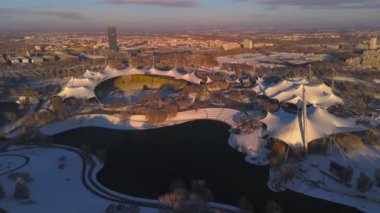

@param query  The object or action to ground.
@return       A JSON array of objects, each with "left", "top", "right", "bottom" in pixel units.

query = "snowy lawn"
[{"left": 0, "top": 146, "right": 156, "bottom": 213}]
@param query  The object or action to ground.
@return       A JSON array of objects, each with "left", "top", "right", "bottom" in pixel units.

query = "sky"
[{"left": 0, "top": 0, "right": 380, "bottom": 32}]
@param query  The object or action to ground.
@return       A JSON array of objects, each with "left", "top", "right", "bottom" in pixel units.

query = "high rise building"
[
  {"left": 243, "top": 39, "right": 253, "bottom": 49},
  {"left": 107, "top": 26, "right": 118, "bottom": 51},
  {"left": 370, "top": 37, "right": 378, "bottom": 50}
]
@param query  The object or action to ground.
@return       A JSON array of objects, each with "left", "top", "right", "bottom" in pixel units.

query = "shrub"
[
  {"left": 8, "top": 172, "right": 34, "bottom": 183},
  {"left": 357, "top": 172, "right": 373, "bottom": 193}
]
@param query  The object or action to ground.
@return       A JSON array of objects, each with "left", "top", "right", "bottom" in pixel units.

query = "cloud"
[
  {"left": 103, "top": 0, "right": 198, "bottom": 7},
  {"left": 40, "top": 11, "right": 85, "bottom": 19},
  {"left": 0, "top": 8, "right": 26, "bottom": 16},
  {"left": 257, "top": 0, "right": 380, "bottom": 9},
  {"left": 0, "top": 7, "right": 84, "bottom": 19}
]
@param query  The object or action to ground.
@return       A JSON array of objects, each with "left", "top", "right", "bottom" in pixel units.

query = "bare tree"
[
  {"left": 159, "top": 179, "right": 214, "bottom": 213},
  {"left": 105, "top": 203, "right": 140, "bottom": 213},
  {"left": 375, "top": 169, "right": 380, "bottom": 187},
  {"left": 50, "top": 96, "right": 67, "bottom": 120},
  {"left": 239, "top": 197, "right": 254, "bottom": 213},
  {"left": 13, "top": 177, "right": 30, "bottom": 200},
  {"left": 357, "top": 172, "right": 374, "bottom": 193},
  {"left": 265, "top": 201, "right": 282, "bottom": 213},
  {"left": 3, "top": 112, "right": 17, "bottom": 122},
  {"left": 0, "top": 183, "right": 4, "bottom": 200}
]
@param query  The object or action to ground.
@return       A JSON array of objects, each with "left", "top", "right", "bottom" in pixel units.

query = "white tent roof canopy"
[
  {"left": 66, "top": 77, "right": 97, "bottom": 89},
  {"left": 261, "top": 106, "right": 365, "bottom": 148},
  {"left": 264, "top": 79, "right": 301, "bottom": 97},
  {"left": 178, "top": 72, "right": 203, "bottom": 84},
  {"left": 168, "top": 68, "right": 186, "bottom": 78},
  {"left": 271, "top": 83, "right": 343, "bottom": 108},
  {"left": 83, "top": 70, "right": 105, "bottom": 81},
  {"left": 58, "top": 86, "right": 95, "bottom": 100},
  {"left": 251, "top": 78, "right": 343, "bottom": 108},
  {"left": 58, "top": 66, "right": 204, "bottom": 100}
]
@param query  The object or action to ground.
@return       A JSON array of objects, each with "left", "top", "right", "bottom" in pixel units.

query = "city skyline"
[
  {"left": 1, "top": 2, "right": 380, "bottom": 212},
  {"left": 1, "top": 0, "right": 380, "bottom": 32}
]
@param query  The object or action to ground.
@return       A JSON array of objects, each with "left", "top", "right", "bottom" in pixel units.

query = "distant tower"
[
  {"left": 369, "top": 37, "right": 377, "bottom": 50},
  {"left": 107, "top": 26, "right": 118, "bottom": 52}
]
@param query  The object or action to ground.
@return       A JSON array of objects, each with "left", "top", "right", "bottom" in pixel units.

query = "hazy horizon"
[{"left": 1, "top": 0, "right": 380, "bottom": 32}]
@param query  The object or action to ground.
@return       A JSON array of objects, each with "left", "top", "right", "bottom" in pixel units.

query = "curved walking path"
[
  {"left": 0, "top": 154, "right": 30, "bottom": 176},
  {"left": 40, "top": 108, "right": 242, "bottom": 136}
]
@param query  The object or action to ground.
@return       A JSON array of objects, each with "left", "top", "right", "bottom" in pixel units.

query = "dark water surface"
[{"left": 53, "top": 120, "right": 359, "bottom": 213}]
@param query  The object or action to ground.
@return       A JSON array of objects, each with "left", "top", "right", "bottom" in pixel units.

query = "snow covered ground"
[
  {"left": 0, "top": 143, "right": 243, "bottom": 213},
  {"left": 37, "top": 105, "right": 380, "bottom": 212},
  {"left": 40, "top": 108, "right": 241, "bottom": 136},
  {"left": 4, "top": 70, "right": 380, "bottom": 212},
  {"left": 0, "top": 155, "right": 28, "bottom": 176},
  {"left": 333, "top": 76, "right": 367, "bottom": 84},
  {"left": 3, "top": 106, "right": 380, "bottom": 213},
  {"left": 217, "top": 53, "right": 331, "bottom": 68},
  {"left": 228, "top": 128, "right": 270, "bottom": 166},
  {"left": 270, "top": 167, "right": 380, "bottom": 213},
  {"left": 269, "top": 143, "right": 380, "bottom": 213},
  {"left": 0, "top": 145, "right": 157, "bottom": 213},
  {"left": 332, "top": 76, "right": 380, "bottom": 88},
  {"left": 1, "top": 106, "right": 261, "bottom": 213}
]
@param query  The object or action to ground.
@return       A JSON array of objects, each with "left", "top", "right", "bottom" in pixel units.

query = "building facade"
[
  {"left": 107, "top": 26, "right": 119, "bottom": 52},
  {"left": 222, "top": 42, "right": 241, "bottom": 51},
  {"left": 243, "top": 39, "right": 253, "bottom": 49},
  {"left": 370, "top": 37, "right": 378, "bottom": 50}
]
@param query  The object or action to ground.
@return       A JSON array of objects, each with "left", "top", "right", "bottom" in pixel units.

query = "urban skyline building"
[
  {"left": 107, "top": 26, "right": 118, "bottom": 52},
  {"left": 370, "top": 37, "right": 378, "bottom": 50},
  {"left": 243, "top": 39, "right": 253, "bottom": 49}
]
